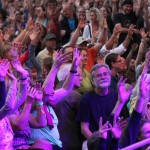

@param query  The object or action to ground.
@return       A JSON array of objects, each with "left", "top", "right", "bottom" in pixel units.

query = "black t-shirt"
[{"left": 76, "top": 90, "right": 118, "bottom": 133}]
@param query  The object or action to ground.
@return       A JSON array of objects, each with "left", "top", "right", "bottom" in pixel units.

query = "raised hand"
[
  {"left": 78, "top": 20, "right": 86, "bottom": 29},
  {"left": 140, "top": 28, "right": 148, "bottom": 40},
  {"left": 118, "top": 77, "right": 132, "bottom": 103},
  {"left": 7, "top": 71, "right": 17, "bottom": 83},
  {"left": 26, "top": 20, "right": 35, "bottom": 31},
  {"left": 34, "top": 82, "right": 43, "bottom": 101},
  {"left": 72, "top": 48, "right": 83, "bottom": 69},
  {"left": 111, "top": 116, "right": 127, "bottom": 139},
  {"left": 11, "top": 60, "right": 28, "bottom": 79},
  {"left": 52, "top": 50, "right": 70, "bottom": 68},
  {"left": 28, "top": 27, "right": 40, "bottom": 45},
  {"left": 139, "top": 73, "right": 150, "bottom": 99},
  {"left": 0, "top": 59, "right": 10, "bottom": 79},
  {"left": 27, "top": 86, "right": 37, "bottom": 102},
  {"left": 99, "top": 117, "right": 112, "bottom": 139},
  {"left": 113, "top": 23, "right": 122, "bottom": 36},
  {"left": 128, "top": 24, "right": 136, "bottom": 36}
]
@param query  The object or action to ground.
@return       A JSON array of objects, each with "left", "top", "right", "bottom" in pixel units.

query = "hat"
[
  {"left": 76, "top": 37, "right": 89, "bottom": 45},
  {"left": 122, "top": 0, "right": 133, "bottom": 6},
  {"left": 45, "top": 33, "right": 56, "bottom": 41}
]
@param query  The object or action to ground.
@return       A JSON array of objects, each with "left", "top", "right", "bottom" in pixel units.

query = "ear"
[{"left": 111, "top": 62, "right": 115, "bottom": 68}]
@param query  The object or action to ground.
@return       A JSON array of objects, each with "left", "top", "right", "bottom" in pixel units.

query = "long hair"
[{"left": 89, "top": 7, "right": 104, "bottom": 31}]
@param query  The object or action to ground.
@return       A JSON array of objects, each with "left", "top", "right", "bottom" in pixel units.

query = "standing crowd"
[{"left": 0, "top": 0, "right": 150, "bottom": 150}]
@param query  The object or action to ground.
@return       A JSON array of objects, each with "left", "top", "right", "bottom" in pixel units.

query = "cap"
[
  {"left": 76, "top": 37, "right": 89, "bottom": 45},
  {"left": 45, "top": 33, "right": 56, "bottom": 41},
  {"left": 122, "top": 0, "right": 133, "bottom": 6}
]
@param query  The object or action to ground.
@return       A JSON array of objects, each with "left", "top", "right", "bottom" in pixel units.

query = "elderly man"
[{"left": 77, "top": 64, "right": 118, "bottom": 149}]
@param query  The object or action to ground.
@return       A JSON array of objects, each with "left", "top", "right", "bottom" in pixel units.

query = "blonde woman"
[{"left": 82, "top": 7, "right": 104, "bottom": 42}]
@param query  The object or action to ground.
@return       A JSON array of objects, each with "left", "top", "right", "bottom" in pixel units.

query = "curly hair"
[{"left": 89, "top": 7, "right": 104, "bottom": 31}]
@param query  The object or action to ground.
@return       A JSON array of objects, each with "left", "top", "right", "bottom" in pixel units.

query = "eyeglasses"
[{"left": 94, "top": 72, "right": 110, "bottom": 78}]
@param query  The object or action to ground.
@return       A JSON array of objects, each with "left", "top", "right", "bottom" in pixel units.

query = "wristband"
[
  {"left": 36, "top": 102, "right": 44, "bottom": 107},
  {"left": 70, "top": 70, "right": 77, "bottom": 74}
]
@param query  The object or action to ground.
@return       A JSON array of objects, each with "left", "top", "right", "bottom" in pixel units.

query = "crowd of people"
[{"left": 1, "top": 0, "right": 150, "bottom": 150}]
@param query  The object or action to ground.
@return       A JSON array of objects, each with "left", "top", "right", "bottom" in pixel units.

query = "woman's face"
[
  {"left": 36, "top": 7, "right": 45, "bottom": 18},
  {"left": 80, "top": 50, "right": 88, "bottom": 66},
  {"left": 89, "top": 12, "right": 97, "bottom": 22},
  {"left": 139, "top": 123, "right": 150, "bottom": 140},
  {"left": 100, "top": 7, "right": 107, "bottom": 18}
]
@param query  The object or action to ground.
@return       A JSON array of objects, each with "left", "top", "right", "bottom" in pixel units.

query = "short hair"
[
  {"left": 90, "top": 64, "right": 111, "bottom": 82},
  {"left": 43, "top": 57, "right": 53, "bottom": 71},
  {"left": 61, "top": 46, "right": 73, "bottom": 54},
  {"left": 105, "top": 53, "right": 118, "bottom": 69}
]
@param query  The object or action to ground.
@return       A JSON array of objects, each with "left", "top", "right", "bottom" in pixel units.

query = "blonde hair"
[{"left": 89, "top": 7, "right": 104, "bottom": 31}]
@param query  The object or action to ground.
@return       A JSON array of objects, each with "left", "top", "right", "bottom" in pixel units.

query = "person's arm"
[
  {"left": 111, "top": 0, "right": 118, "bottom": 19},
  {"left": 119, "top": 73, "right": 148, "bottom": 148},
  {"left": 81, "top": 122, "right": 93, "bottom": 139},
  {"left": 105, "top": 24, "right": 122, "bottom": 50},
  {"left": 0, "top": 60, "right": 10, "bottom": 109},
  {"left": 0, "top": 71, "right": 17, "bottom": 120},
  {"left": 8, "top": 86, "right": 36, "bottom": 131},
  {"left": 42, "top": 51, "right": 70, "bottom": 95},
  {"left": 122, "top": 24, "right": 135, "bottom": 48},
  {"left": 69, "top": 20, "right": 86, "bottom": 47},
  {"left": 28, "top": 27, "right": 42, "bottom": 78},
  {"left": 126, "top": 43, "right": 138, "bottom": 65},
  {"left": 135, "top": 0, "right": 143, "bottom": 17},
  {"left": 11, "top": 60, "right": 28, "bottom": 110},
  {"left": 29, "top": 83, "right": 46, "bottom": 128},
  {"left": 51, "top": 49, "right": 82, "bottom": 104},
  {"left": 135, "top": 28, "right": 147, "bottom": 68},
  {"left": 14, "top": 20, "right": 34, "bottom": 46}
]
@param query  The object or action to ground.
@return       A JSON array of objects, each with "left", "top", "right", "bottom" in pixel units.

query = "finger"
[{"left": 99, "top": 117, "right": 102, "bottom": 128}]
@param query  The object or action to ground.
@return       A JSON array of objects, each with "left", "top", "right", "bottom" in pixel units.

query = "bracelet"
[
  {"left": 36, "top": 102, "right": 44, "bottom": 107},
  {"left": 70, "top": 70, "right": 77, "bottom": 73}
]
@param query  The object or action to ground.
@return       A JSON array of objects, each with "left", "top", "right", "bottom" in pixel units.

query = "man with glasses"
[
  {"left": 77, "top": 64, "right": 118, "bottom": 149},
  {"left": 105, "top": 53, "right": 126, "bottom": 91}
]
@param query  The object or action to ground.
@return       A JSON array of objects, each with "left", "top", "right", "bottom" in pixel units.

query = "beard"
[{"left": 95, "top": 80, "right": 110, "bottom": 88}]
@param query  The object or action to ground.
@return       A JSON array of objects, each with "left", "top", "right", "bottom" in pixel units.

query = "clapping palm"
[
  {"left": 118, "top": 77, "right": 132, "bottom": 103},
  {"left": 111, "top": 116, "right": 127, "bottom": 139},
  {"left": 0, "top": 59, "right": 10, "bottom": 78}
]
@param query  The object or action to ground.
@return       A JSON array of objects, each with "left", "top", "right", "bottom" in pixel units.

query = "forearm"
[
  {"left": 69, "top": 27, "right": 82, "bottom": 48},
  {"left": 105, "top": 34, "right": 117, "bottom": 50},
  {"left": 29, "top": 44, "right": 42, "bottom": 78},
  {"left": 97, "top": 28, "right": 107, "bottom": 44},
  {"left": 0, "top": 84, "right": 17, "bottom": 120},
  {"left": 126, "top": 51, "right": 133, "bottom": 65},
  {"left": 135, "top": 41, "right": 145, "bottom": 67},
  {"left": 15, "top": 80, "right": 27, "bottom": 110},
  {"left": 135, "top": 97, "right": 145, "bottom": 113},
  {"left": 82, "top": 128, "right": 93, "bottom": 139},
  {"left": 111, "top": 101, "right": 125, "bottom": 117},
  {"left": 112, "top": 2, "right": 118, "bottom": 18},
  {"left": 13, "top": 102, "right": 32, "bottom": 130},
  {"left": 123, "top": 34, "right": 131, "bottom": 48},
  {"left": 14, "top": 29, "right": 28, "bottom": 43},
  {"left": 34, "top": 105, "right": 46, "bottom": 127},
  {"left": 42, "top": 66, "right": 58, "bottom": 94}
]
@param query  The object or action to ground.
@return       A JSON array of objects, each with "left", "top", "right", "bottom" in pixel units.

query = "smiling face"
[
  {"left": 89, "top": 12, "right": 97, "bottom": 22},
  {"left": 74, "top": 70, "right": 83, "bottom": 88},
  {"left": 123, "top": 4, "right": 133, "bottom": 14},
  {"left": 92, "top": 66, "right": 111, "bottom": 88},
  {"left": 80, "top": 49, "right": 88, "bottom": 66}
]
